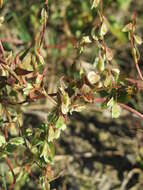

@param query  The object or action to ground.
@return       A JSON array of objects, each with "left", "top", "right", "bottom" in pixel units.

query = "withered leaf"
[
  {"left": 122, "top": 23, "right": 133, "bottom": 32},
  {"left": 106, "top": 47, "right": 113, "bottom": 61},
  {"left": 15, "top": 67, "right": 33, "bottom": 76},
  {"left": 7, "top": 76, "right": 16, "bottom": 86},
  {"left": 29, "top": 89, "right": 46, "bottom": 100}
]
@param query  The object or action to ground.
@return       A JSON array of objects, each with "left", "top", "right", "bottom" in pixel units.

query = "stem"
[
  {"left": 126, "top": 77, "right": 143, "bottom": 90},
  {"left": 94, "top": 98, "right": 106, "bottom": 103},
  {"left": 135, "top": 63, "right": 143, "bottom": 81},
  {"left": 129, "top": 23, "right": 143, "bottom": 81},
  {"left": 94, "top": 98, "right": 143, "bottom": 120},
  {"left": 0, "top": 38, "right": 24, "bottom": 45},
  {"left": 5, "top": 156, "right": 16, "bottom": 190},
  {"left": 0, "top": 40, "right": 5, "bottom": 57},
  {"left": 120, "top": 103, "right": 143, "bottom": 120}
]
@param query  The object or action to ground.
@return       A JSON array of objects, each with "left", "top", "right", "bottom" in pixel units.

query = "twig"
[
  {"left": 0, "top": 40, "right": 5, "bottom": 57},
  {"left": 0, "top": 38, "right": 24, "bottom": 45},
  {"left": 135, "top": 63, "right": 143, "bottom": 81},
  {"left": 94, "top": 98, "right": 143, "bottom": 120},
  {"left": 129, "top": 14, "right": 143, "bottom": 81},
  {"left": 5, "top": 156, "right": 16, "bottom": 190},
  {"left": 120, "top": 103, "right": 143, "bottom": 120},
  {"left": 126, "top": 77, "right": 143, "bottom": 90},
  {"left": 94, "top": 98, "right": 106, "bottom": 103}
]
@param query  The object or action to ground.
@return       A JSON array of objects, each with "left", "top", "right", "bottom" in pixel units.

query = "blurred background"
[{"left": 0, "top": 0, "right": 143, "bottom": 189}]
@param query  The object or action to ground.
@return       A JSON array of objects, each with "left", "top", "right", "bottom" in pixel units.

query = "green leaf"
[
  {"left": 0, "top": 16, "right": 4, "bottom": 27},
  {"left": 91, "top": 0, "right": 100, "bottom": 9},
  {"left": 104, "top": 76, "right": 112, "bottom": 87},
  {"left": 56, "top": 116, "right": 66, "bottom": 131},
  {"left": 112, "top": 103, "right": 121, "bottom": 118},
  {"left": 134, "top": 35, "right": 142, "bottom": 45},
  {"left": 94, "top": 57, "right": 105, "bottom": 72},
  {"left": 9, "top": 137, "right": 24, "bottom": 146},
  {"left": 36, "top": 51, "right": 45, "bottom": 65},
  {"left": 107, "top": 97, "right": 114, "bottom": 109},
  {"left": 54, "top": 129, "right": 61, "bottom": 139},
  {"left": 48, "top": 127, "right": 55, "bottom": 142},
  {"left": 40, "top": 141, "right": 49, "bottom": 162},
  {"left": 48, "top": 142, "right": 55, "bottom": 160},
  {"left": 41, "top": 8, "right": 48, "bottom": 24},
  {"left": 100, "top": 22, "right": 108, "bottom": 37},
  {"left": 60, "top": 86, "right": 71, "bottom": 115},
  {"left": 23, "top": 83, "right": 33, "bottom": 96},
  {"left": 82, "top": 36, "right": 92, "bottom": 44},
  {"left": 21, "top": 52, "right": 33, "bottom": 71},
  {"left": 40, "top": 141, "right": 55, "bottom": 163},
  {"left": 0, "top": 135, "right": 6, "bottom": 147}
]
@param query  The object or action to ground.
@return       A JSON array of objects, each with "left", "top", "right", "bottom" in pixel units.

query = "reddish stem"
[
  {"left": 135, "top": 63, "right": 143, "bottom": 81},
  {"left": 94, "top": 98, "right": 106, "bottom": 103},
  {"left": 5, "top": 156, "right": 16, "bottom": 190},
  {"left": 4, "top": 126, "right": 8, "bottom": 140},
  {"left": 94, "top": 98, "right": 143, "bottom": 120},
  {"left": 120, "top": 103, "right": 143, "bottom": 120},
  {"left": 0, "top": 38, "right": 23, "bottom": 45},
  {"left": 0, "top": 40, "right": 5, "bottom": 57}
]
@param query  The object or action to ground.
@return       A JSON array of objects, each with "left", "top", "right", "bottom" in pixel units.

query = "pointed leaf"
[
  {"left": 106, "top": 47, "right": 113, "bottom": 61},
  {"left": 0, "top": 135, "right": 6, "bottom": 147},
  {"left": 48, "top": 127, "right": 55, "bottom": 142},
  {"left": 107, "top": 97, "right": 114, "bottom": 109},
  {"left": 122, "top": 23, "right": 133, "bottom": 32},
  {"left": 60, "top": 86, "right": 70, "bottom": 115},
  {"left": 104, "top": 76, "right": 112, "bottom": 87},
  {"left": 56, "top": 116, "right": 66, "bottom": 131},
  {"left": 82, "top": 36, "right": 92, "bottom": 44},
  {"left": 134, "top": 35, "right": 142, "bottom": 45},
  {"left": 100, "top": 21, "right": 108, "bottom": 37},
  {"left": 9, "top": 137, "right": 24, "bottom": 146},
  {"left": 40, "top": 141, "right": 55, "bottom": 164},
  {"left": 0, "top": 16, "right": 4, "bottom": 27},
  {"left": 91, "top": 0, "right": 100, "bottom": 9},
  {"left": 112, "top": 103, "right": 121, "bottom": 118}
]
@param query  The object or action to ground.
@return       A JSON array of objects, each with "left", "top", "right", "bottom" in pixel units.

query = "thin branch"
[
  {"left": 126, "top": 77, "right": 143, "bottom": 90},
  {"left": 120, "top": 103, "right": 143, "bottom": 120},
  {"left": 129, "top": 20, "right": 143, "bottom": 81},
  {"left": 0, "top": 38, "right": 24, "bottom": 45},
  {"left": 5, "top": 156, "right": 16, "bottom": 190},
  {"left": 135, "top": 63, "right": 143, "bottom": 81},
  {"left": 94, "top": 97, "right": 106, "bottom": 103},
  {"left": 94, "top": 98, "right": 143, "bottom": 120},
  {"left": 0, "top": 40, "right": 5, "bottom": 57}
]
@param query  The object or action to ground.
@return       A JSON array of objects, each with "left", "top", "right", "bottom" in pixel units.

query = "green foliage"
[{"left": 0, "top": 0, "right": 143, "bottom": 189}]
